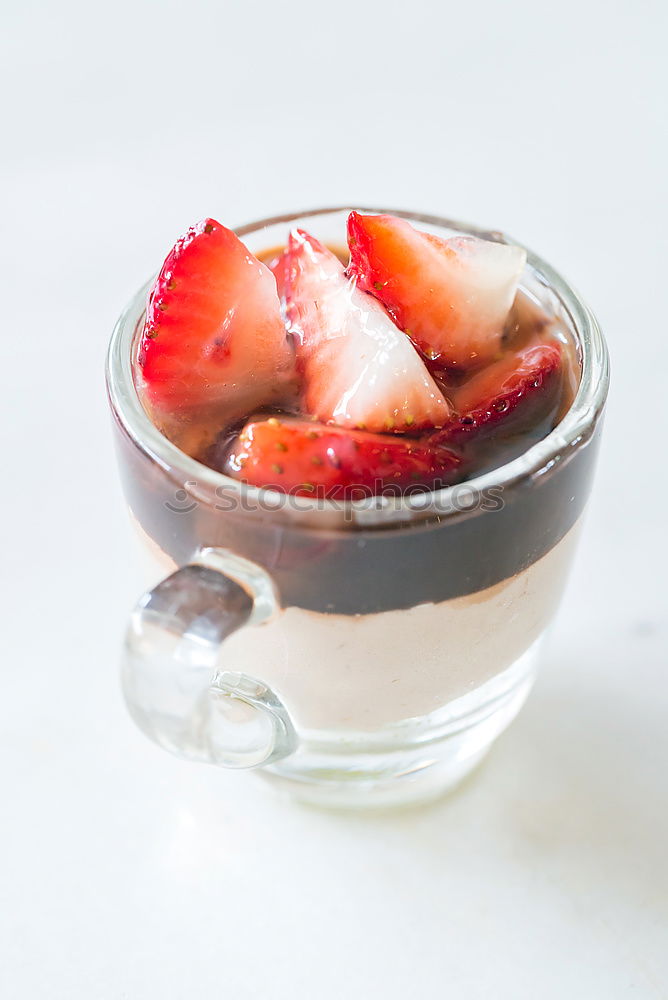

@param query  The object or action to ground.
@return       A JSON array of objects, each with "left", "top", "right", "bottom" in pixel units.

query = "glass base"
[{"left": 259, "top": 640, "right": 541, "bottom": 810}]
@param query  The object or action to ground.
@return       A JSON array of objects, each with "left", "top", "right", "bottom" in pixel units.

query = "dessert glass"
[{"left": 106, "top": 207, "right": 609, "bottom": 809}]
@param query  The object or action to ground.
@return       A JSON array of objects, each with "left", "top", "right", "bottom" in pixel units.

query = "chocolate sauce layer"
[{"left": 112, "top": 410, "right": 602, "bottom": 614}]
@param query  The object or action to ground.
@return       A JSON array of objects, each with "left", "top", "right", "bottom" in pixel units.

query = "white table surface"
[{"left": 2, "top": 0, "right": 667, "bottom": 996}]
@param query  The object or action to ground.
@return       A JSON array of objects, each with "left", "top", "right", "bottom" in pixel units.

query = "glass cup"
[{"left": 106, "top": 207, "right": 609, "bottom": 809}]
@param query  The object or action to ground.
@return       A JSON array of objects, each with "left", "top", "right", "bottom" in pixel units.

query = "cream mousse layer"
[{"left": 131, "top": 516, "right": 580, "bottom": 732}]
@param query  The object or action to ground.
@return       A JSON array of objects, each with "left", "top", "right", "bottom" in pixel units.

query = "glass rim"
[{"left": 106, "top": 205, "right": 609, "bottom": 532}]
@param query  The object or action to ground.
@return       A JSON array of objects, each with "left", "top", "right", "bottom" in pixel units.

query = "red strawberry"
[
  {"left": 347, "top": 212, "right": 526, "bottom": 370},
  {"left": 436, "top": 341, "right": 563, "bottom": 444},
  {"left": 225, "top": 417, "right": 461, "bottom": 499},
  {"left": 138, "top": 218, "right": 295, "bottom": 418},
  {"left": 277, "top": 229, "right": 451, "bottom": 433}
]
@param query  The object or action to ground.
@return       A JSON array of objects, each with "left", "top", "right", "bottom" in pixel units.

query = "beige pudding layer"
[{"left": 130, "top": 514, "right": 580, "bottom": 732}]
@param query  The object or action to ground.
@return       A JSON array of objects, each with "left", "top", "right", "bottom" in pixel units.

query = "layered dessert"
[{"left": 120, "top": 211, "right": 591, "bottom": 735}]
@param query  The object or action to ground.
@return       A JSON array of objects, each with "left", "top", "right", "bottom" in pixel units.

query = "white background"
[{"left": 2, "top": 0, "right": 667, "bottom": 996}]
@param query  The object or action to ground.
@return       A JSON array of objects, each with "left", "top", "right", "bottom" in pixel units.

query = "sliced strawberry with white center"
[
  {"left": 276, "top": 230, "right": 451, "bottom": 433},
  {"left": 347, "top": 212, "right": 527, "bottom": 370},
  {"left": 138, "top": 218, "right": 295, "bottom": 420},
  {"left": 435, "top": 340, "right": 564, "bottom": 444},
  {"left": 225, "top": 416, "right": 461, "bottom": 499}
]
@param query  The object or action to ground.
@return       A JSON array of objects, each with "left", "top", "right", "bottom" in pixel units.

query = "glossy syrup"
[{"left": 199, "top": 244, "right": 580, "bottom": 483}]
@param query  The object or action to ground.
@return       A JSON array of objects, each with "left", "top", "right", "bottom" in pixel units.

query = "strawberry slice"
[
  {"left": 225, "top": 417, "right": 461, "bottom": 499},
  {"left": 437, "top": 341, "right": 564, "bottom": 444},
  {"left": 276, "top": 230, "right": 451, "bottom": 433},
  {"left": 347, "top": 212, "right": 527, "bottom": 370},
  {"left": 138, "top": 218, "right": 295, "bottom": 418}
]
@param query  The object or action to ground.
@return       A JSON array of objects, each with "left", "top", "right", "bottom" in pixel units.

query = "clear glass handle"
[{"left": 121, "top": 548, "right": 297, "bottom": 769}]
